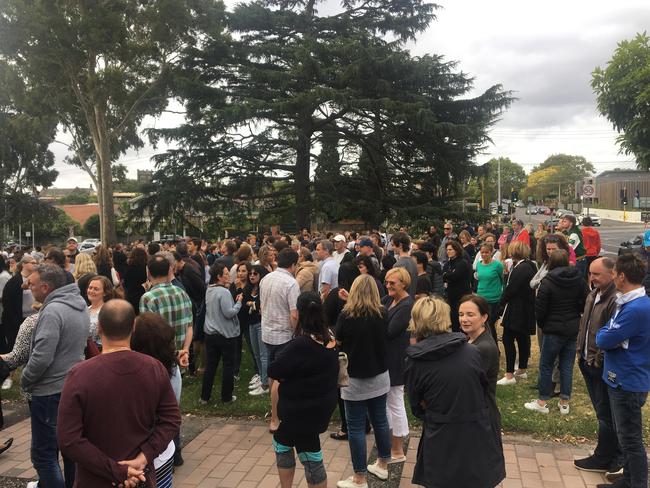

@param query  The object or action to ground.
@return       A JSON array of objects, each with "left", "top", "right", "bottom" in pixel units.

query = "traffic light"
[
  {"left": 511, "top": 190, "right": 519, "bottom": 203},
  {"left": 497, "top": 205, "right": 503, "bottom": 214},
  {"left": 621, "top": 188, "right": 628, "bottom": 206}
]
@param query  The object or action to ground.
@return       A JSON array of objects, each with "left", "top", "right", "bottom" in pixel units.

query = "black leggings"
[{"left": 502, "top": 328, "right": 531, "bottom": 373}]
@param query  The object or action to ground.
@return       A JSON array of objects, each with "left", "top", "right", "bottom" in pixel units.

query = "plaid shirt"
[{"left": 140, "top": 282, "right": 193, "bottom": 350}]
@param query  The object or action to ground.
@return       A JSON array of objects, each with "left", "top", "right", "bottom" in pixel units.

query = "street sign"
[
  {"left": 25, "top": 231, "right": 31, "bottom": 237},
  {"left": 582, "top": 184, "right": 596, "bottom": 198},
  {"left": 643, "top": 212, "right": 650, "bottom": 223}
]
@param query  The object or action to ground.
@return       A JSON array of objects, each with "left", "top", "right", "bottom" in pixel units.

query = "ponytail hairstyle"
[{"left": 294, "top": 291, "right": 331, "bottom": 343}]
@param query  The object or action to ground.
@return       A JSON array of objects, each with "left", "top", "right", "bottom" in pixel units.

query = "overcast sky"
[{"left": 50, "top": 0, "right": 650, "bottom": 188}]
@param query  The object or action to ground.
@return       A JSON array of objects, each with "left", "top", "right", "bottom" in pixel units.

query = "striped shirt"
[
  {"left": 140, "top": 282, "right": 193, "bottom": 349},
  {"left": 260, "top": 268, "right": 300, "bottom": 345}
]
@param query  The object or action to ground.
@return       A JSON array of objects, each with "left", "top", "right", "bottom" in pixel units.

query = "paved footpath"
[{"left": 0, "top": 408, "right": 609, "bottom": 488}]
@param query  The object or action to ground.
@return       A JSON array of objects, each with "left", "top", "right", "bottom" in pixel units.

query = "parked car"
[
  {"left": 618, "top": 235, "right": 645, "bottom": 257},
  {"left": 578, "top": 214, "right": 601, "bottom": 226}
]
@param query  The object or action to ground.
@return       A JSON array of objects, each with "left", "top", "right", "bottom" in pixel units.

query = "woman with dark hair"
[
  {"left": 442, "top": 240, "right": 472, "bottom": 332},
  {"left": 246, "top": 264, "right": 270, "bottom": 395},
  {"left": 231, "top": 261, "right": 253, "bottom": 381},
  {"left": 123, "top": 247, "right": 148, "bottom": 313},
  {"left": 131, "top": 312, "right": 180, "bottom": 488},
  {"left": 459, "top": 294, "right": 501, "bottom": 434},
  {"left": 201, "top": 262, "right": 242, "bottom": 404},
  {"left": 93, "top": 245, "right": 119, "bottom": 285},
  {"left": 525, "top": 250, "right": 587, "bottom": 415},
  {"left": 354, "top": 254, "right": 386, "bottom": 297},
  {"left": 268, "top": 292, "right": 338, "bottom": 488}
]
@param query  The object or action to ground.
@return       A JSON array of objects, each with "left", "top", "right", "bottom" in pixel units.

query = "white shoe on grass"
[
  {"left": 524, "top": 400, "right": 549, "bottom": 414},
  {"left": 496, "top": 376, "right": 516, "bottom": 386}
]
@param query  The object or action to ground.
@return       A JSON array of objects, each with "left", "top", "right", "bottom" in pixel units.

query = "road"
[{"left": 514, "top": 208, "right": 648, "bottom": 256}]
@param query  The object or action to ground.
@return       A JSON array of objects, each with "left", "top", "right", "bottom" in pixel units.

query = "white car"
[{"left": 578, "top": 214, "right": 601, "bottom": 226}]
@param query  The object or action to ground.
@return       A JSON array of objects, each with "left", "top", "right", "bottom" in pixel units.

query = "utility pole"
[
  {"left": 558, "top": 182, "right": 561, "bottom": 209},
  {"left": 497, "top": 158, "right": 502, "bottom": 221}
]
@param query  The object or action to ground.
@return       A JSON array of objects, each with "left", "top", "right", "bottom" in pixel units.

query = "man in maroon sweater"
[{"left": 57, "top": 299, "right": 180, "bottom": 487}]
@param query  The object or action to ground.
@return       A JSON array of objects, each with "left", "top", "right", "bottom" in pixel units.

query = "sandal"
[
  {"left": 330, "top": 431, "right": 348, "bottom": 440},
  {"left": 0, "top": 438, "right": 13, "bottom": 455}
]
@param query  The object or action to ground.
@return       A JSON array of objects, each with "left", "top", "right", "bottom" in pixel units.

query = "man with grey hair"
[
  {"left": 23, "top": 264, "right": 89, "bottom": 488},
  {"left": 316, "top": 239, "right": 338, "bottom": 300},
  {"left": 574, "top": 257, "right": 622, "bottom": 477}
]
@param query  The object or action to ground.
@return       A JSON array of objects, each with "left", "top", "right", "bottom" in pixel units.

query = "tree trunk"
[
  {"left": 294, "top": 130, "right": 311, "bottom": 230},
  {"left": 92, "top": 105, "right": 117, "bottom": 244}
]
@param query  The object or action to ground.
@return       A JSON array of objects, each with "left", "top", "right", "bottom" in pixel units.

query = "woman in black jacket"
[
  {"left": 382, "top": 267, "right": 414, "bottom": 462},
  {"left": 525, "top": 250, "right": 587, "bottom": 415},
  {"left": 405, "top": 296, "right": 505, "bottom": 488},
  {"left": 123, "top": 247, "right": 148, "bottom": 314},
  {"left": 442, "top": 240, "right": 471, "bottom": 332},
  {"left": 497, "top": 241, "right": 537, "bottom": 386},
  {"left": 268, "top": 292, "right": 338, "bottom": 488}
]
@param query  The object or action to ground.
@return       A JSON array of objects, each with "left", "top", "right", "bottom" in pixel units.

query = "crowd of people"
[{"left": 0, "top": 212, "right": 647, "bottom": 488}]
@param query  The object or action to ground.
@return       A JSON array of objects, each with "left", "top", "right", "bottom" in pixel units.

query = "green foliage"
[
  {"left": 466, "top": 157, "right": 527, "bottom": 207},
  {"left": 0, "top": 61, "right": 58, "bottom": 242},
  {"left": 58, "top": 189, "right": 94, "bottom": 205},
  {"left": 0, "top": 0, "right": 226, "bottom": 243},
  {"left": 525, "top": 154, "right": 595, "bottom": 201},
  {"left": 150, "top": 0, "right": 513, "bottom": 229},
  {"left": 82, "top": 214, "right": 101, "bottom": 238},
  {"left": 593, "top": 33, "right": 650, "bottom": 168}
]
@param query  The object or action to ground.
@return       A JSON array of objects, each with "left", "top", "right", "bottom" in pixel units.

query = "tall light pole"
[{"left": 497, "top": 158, "right": 502, "bottom": 220}]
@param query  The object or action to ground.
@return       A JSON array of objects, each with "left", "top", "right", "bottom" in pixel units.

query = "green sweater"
[{"left": 476, "top": 260, "right": 504, "bottom": 303}]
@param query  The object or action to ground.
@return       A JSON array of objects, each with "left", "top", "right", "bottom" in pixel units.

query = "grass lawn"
[
  {"left": 179, "top": 338, "right": 650, "bottom": 443},
  {"left": 3, "top": 338, "right": 649, "bottom": 444}
]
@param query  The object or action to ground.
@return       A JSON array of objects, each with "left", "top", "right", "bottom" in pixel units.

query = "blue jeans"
[
  {"left": 578, "top": 359, "right": 621, "bottom": 467},
  {"left": 344, "top": 394, "right": 391, "bottom": 474},
  {"left": 608, "top": 387, "right": 648, "bottom": 488},
  {"left": 249, "top": 322, "right": 267, "bottom": 384},
  {"left": 30, "top": 393, "right": 75, "bottom": 488},
  {"left": 538, "top": 334, "right": 576, "bottom": 401}
]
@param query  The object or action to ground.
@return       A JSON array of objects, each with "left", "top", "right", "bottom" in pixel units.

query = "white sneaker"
[
  {"left": 515, "top": 372, "right": 528, "bottom": 379},
  {"left": 559, "top": 403, "right": 570, "bottom": 415},
  {"left": 249, "top": 385, "right": 269, "bottom": 396},
  {"left": 367, "top": 461, "right": 388, "bottom": 480},
  {"left": 27, "top": 482, "right": 39, "bottom": 488},
  {"left": 248, "top": 378, "right": 262, "bottom": 390},
  {"left": 249, "top": 374, "right": 260, "bottom": 385},
  {"left": 524, "top": 400, "right": 549, "bottom": 414},
  {"left": 496, "top": 376, "right": 516, "bottom": 386},
  {"left": 336, "top": 476, "right": 368, "bottom": 488},
  {"left": 1, "top": 378, "right": 12, "bottom": 390}
]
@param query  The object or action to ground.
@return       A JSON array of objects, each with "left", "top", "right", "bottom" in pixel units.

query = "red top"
[
  {"left": 57, "top": 351, "right": 180, "bottom": 487},
  {"left": 513, "top": 229, "right": 531, "bottom": 247},
  {"left": 582, "top": 227, "right": 601, "bottom": 257}
]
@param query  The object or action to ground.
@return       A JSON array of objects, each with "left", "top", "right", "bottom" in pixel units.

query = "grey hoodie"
[{"left": 21, "top": 283, "right": 89, "bottom": 396}]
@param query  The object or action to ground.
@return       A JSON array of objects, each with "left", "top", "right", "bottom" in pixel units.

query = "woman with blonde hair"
[
  {"left": 256, "top": 245, "right": 276, "bottom": 273},
  {"left": 381, "top": 267, "right": 413, "bottom": 462},
  {"left": 335, "top": 274, "right": 391, "bottom": 488},
  {"left": 73, "top": 253, "right": 97, "bottom": 305},
  {"left": 497, "top": 241, "right": 537, "bottom": 386},
  {"left": 404, "top": 296, "right": 505, "bottom": 488}
]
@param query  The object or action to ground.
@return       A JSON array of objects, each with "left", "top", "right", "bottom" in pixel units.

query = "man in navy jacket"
[{"left": 596, "top": 253, "right": 650, "bottom": 488}]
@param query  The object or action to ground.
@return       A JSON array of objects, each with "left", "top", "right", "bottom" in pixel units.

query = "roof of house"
[{"left": 597, "top": 170, "right": 650, "bottom": 181}]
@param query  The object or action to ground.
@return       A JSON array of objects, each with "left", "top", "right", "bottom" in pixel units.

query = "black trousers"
[
  {"left": 502, "top": 328, "right": 530, "bottom": 373},
  {"left": 201, "top": 333, "right": 237, "bottom": 402}
]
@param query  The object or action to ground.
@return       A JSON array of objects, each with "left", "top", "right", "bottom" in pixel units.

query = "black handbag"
[{"left": 0, "top": 358, "right": 11, "bottom": 383}]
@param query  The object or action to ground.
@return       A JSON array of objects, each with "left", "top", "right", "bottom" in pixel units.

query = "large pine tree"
[{"left": 152, "top": 0, "right": 512, "bottom": 229}]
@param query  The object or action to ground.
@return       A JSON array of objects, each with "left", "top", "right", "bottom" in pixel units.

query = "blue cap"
[{"left": 644, "top": 230, "right": 650, "bottom": 247}]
